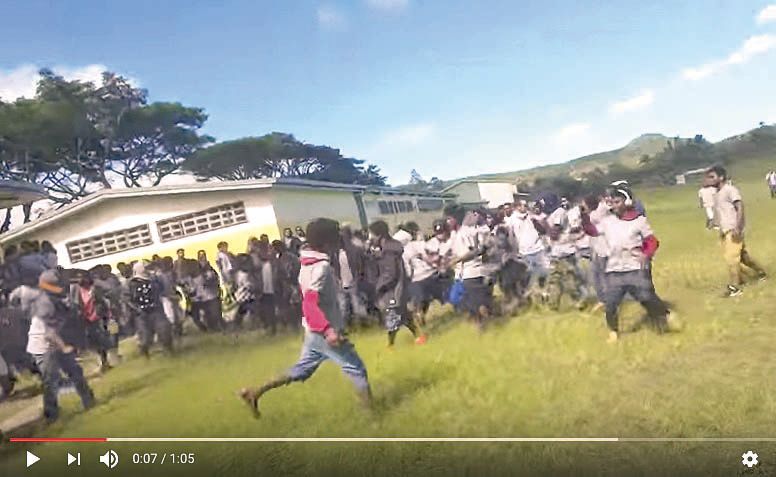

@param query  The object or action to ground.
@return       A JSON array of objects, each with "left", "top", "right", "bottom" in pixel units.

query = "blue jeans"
[
  {"left": 33, "top": 350, "right": 94, "bottom": 422},
  {"left": 604, "top": 270, "right": 668, "bottom": 332},
  {"left": 288, "top": 331, "right": 369, "bottom": 392}
]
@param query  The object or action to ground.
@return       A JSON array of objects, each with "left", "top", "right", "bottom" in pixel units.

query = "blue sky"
[{"left": 2, "top": 0, "right": 776, "bottom": 184}]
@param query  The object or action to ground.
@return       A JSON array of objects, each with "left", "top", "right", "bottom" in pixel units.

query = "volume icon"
[{"left": 99, "top": 450, "right": 119, "bottom": 469}]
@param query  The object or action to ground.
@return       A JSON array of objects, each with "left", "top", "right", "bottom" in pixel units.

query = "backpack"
[{"left": 132, "top": 279, "right": 159, "bottom": 312}]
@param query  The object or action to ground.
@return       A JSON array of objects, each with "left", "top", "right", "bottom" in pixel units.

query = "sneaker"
[
  {"left": 757, "top": 273, "right": 768, "bottom": 282},
  {"left": 606, "top": 331, "right": 618, "bottom": 343},
  {"left": 414, "top": 335, "right": 427, "bottom": 345},
  {"left": 726, "top": 285, "right": 743, "bottom": 297},
  {"left": 590, "top": 302, "right": 605, "bottom": 313}
]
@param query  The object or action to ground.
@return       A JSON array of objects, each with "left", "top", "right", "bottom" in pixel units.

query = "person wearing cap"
[
  {"left": 400, "top": 221, "right": 441, "bottom": 332},
  {"left": 425, "top": 218, "right": 455, "bottom": 295},
  {"left": 129, "top": 261, "right": 173, "bottom": 357},
  {"left": 706, "top": 166, "right": 767, "bottom": 297},
  {"left": 10, "top": 269, "right": 95, "bottom": 423},
  {"left": 581, "top": 188, "right": 670, "bottom": 343}
]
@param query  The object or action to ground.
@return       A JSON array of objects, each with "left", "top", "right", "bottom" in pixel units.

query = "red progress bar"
[{"left": 10, "top": 438, "right": 107, "bottom": 443}]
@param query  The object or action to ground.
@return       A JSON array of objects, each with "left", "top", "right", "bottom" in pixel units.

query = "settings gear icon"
[{"left": 742, "top": 450, "right": 759, "bottom": 468}]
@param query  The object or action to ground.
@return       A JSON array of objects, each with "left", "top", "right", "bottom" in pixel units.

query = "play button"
[
  {"left": 67, "top": 452, "right": 81, "bottom": 466},
  {"left": 26, "top": 451, "right": 40, "bottom": 468}
]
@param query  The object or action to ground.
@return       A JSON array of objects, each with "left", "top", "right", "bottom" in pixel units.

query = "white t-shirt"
[
  {"left": 714, "top": 183, "right": 743, "bottom": 233},
  {"left": 698, "top": 187, "right": 717, "bottom": 208},
  {"left": 547, "top": 208, "right": 577, "bottom": 258},
  {"left": 261, "top": 261, "right": 274, "bottom": 295},
  {"left": 403, "top": 240, "right": 435, "bottom": 282},
  {"left": 567, "top": 206, "right": 590, "bottom": 251},
  {"left": 589, "top": 202, "right": 611, "bottom": 258},
  {"left": 511, "top": 213, "right": 545, "bottom": 256},
  {"left": 453, "top": 225, "right": 485, "bottom": 279},
  {"left": 596, "top": 214, "right": 654, "bottom": 272}
]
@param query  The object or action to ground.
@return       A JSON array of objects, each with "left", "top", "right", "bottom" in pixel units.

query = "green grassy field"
[{"left": 2, "top": 160, "right": 776, "bottom": 476}]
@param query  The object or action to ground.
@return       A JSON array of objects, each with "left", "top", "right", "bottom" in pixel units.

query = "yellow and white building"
[{"left": 0, "top": 178, "right": 455, "bottom": 270}]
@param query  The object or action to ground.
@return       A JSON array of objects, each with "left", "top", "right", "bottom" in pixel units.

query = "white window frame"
[
  {"left": 66, "top": 224, "right": 153, "bottom": 263},
  {"left": 156, "top": 201, "right": 248, "bottom": 243}
]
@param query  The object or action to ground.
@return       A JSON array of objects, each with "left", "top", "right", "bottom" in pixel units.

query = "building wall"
[
  {"left": 477, "top": 182, "right": 517, "bottom": 208},
  {"left": 271, "top": 187, "right": 363, "bottom": 233},
  {"left": 12, "top": 188, "right": 279, "bottom": 270},
  {"left": 446, "top": 182, "right": 482, "bottom": 205}
]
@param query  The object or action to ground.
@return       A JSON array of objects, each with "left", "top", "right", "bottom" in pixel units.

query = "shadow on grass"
[{"left": 371, "top": 362, "right": 454, "bottom": 415}]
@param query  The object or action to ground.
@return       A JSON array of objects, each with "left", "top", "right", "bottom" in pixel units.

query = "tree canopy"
[
  {"left": 182, "top": 132, "right": 387, "bottom": 186},
  {"left": 0, "top": 69, "right": 213, "bottom": 216}
]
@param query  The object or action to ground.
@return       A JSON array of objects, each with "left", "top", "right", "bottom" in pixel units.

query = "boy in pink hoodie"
[{"left": 239, "top": 218, "right": 371, "bottom": 416}]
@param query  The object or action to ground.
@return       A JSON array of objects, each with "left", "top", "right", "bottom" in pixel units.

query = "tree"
[
  {"left": 183, "top": 133, "right": 387, "bottom": 186},
  {"left": 409, "top": 169, "right": 425, "bottom": 185},
  {"left": 0, "top": 68, "right": 212, "bottom": 228}
]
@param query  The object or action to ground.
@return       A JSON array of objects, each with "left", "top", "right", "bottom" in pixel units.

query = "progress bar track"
[{"left": 11, "top": 437, "right": 776, "bottom": 443}]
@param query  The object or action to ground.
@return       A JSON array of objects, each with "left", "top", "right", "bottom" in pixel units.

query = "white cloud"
[
  {"left": 757, "top": 4, "right": 776, "bottom": 24},
  {"left": 365, "top": 0, "right": 409, "bottom": 13},
  {"left": 553, "top": 122, "right": 591, "bottom": 143},
  {"left": 0, "top": 63, "right": 114, "bottom": 101},
  {"left": 609, "top": 90, "right": 655, "bottom": 115},
  {"left": 317, "top": 5, "right": 347, "bottom": 30},
  {"left": 383, "top": 122, "right": 436, "bottom": 146},
  {"left": 681, "top": 34, "right": 776, "bottom": 80}
]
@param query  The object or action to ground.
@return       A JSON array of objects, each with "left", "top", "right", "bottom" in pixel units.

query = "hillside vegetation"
[{"left": 454, "top": 125, "right": 776, "bottom": 196}]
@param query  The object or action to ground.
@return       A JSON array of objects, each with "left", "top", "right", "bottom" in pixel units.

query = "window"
[
  {"left": 417, "top": 198, "right": 444, "bottom": 211},
  {"left": 377, "top": 199, "right": 416, "bottom": 215},
  {"left": 66, "top": 224, "right": 153, "bottom": 263},
  {"left": 156, "top": 202, "right": 248, "bottom": 242},
  {"left": 378, "top": 201, "right": 391, "bottom": 214}
]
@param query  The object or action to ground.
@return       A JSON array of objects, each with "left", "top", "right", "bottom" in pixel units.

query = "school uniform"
[
  {"left": 714, "top": 182, "right": 766, "bottom": 287},
  {"left": 546, "top": 207, "right": 584, "bottom": 308},
  {"left": 452, "top": 224, "right": 492, "bottom": 315},
  {"left": 583, "top": 210, "right": 668, "bottom": 333}
]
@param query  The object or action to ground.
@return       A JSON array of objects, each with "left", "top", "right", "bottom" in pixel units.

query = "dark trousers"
[
  {"left": 604, "top": 270, "right": 668, "bottom": 332},
  {"left": 257, "top": 294, "right": 277, "bottom": 334},
  {"left": 33, "top": 350, "right": 94, "bottom": 422},
  {"left": 85, "top": 319, "right": 111, "bottom": 365},
  {"left": 136, "top": 309, "right": 173, "bottom": 355},
  {"left": 191, "top": 299, "right": 224, "bottom": 332}
]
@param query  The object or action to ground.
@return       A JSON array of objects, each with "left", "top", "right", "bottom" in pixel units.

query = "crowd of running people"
[{"left": 0, "top": 166, "right": 766, "bottom": 421}]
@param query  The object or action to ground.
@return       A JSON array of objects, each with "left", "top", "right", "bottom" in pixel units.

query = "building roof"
[
  {"left": 0, "top": 177, "right": 453, "bottom": 243},
  {"left": 0, "top": 180, "right": 48, "bottom": 208},
  {"left": 441, "top": 178, "right": 518, "bottom": 193}
]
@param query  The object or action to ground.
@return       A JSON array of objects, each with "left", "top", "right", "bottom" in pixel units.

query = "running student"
[
  {"left": 10, "top": 269, "right": 95, "bottom": 423},
  {"left": 581, "top": 188, "right": 671, "bottom": 343},
  {"left": 706, "top": 166, "right": 767, "bottom": 297},
  {"left": 239, "top": 218, "right": 371, "bottom": 416},
  {"left": 368, "top": 220, "right": 422, "bottom": 347}
]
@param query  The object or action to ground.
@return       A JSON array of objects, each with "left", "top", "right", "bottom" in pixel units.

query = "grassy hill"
[
  {"left": 1, "top": 157, "right": 776, "bottom": 476},
  {"left": 452, "top": 125, "right": 776, "bottom": 188}
]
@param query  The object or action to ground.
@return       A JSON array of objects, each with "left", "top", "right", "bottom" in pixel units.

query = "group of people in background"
[{"left": 0, "top": 166, "right": 768, "bottom": 421}]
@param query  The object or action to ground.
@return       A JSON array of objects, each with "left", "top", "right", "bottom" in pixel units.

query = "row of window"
[
  {"left": 66, "top": 202, "right": 248, "bottom": 263},
  {"left": 65, "top": 196, "right": 447, "bottom": 263},
  {"left": 377, "top": 200, "right": 415, "bottom": 215}
]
